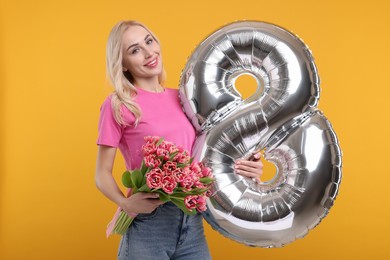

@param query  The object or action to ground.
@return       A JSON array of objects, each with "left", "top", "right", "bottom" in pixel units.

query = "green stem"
[
  {"left": 113, "top": 211, "right": 135, "bottom": 235},
  {"left": 167, "top": 195, "right": 185, "bottom": 200}
]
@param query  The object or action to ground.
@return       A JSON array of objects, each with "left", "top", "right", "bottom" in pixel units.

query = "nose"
[{"left": 144, "top": 46, "right": 153, "bottom": 58}]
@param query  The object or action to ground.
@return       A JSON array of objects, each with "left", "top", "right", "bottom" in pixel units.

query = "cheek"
[
  {"left": 123, "top": 55, "right": 142, "bottom": 72},
  {"left": 153, "top": 43, "right": 161, "bottom": 53}
]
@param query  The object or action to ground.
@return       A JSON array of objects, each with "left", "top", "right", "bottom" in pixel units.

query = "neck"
[{"left": 134, "top": 78, "right": 163, "bottom": 93}]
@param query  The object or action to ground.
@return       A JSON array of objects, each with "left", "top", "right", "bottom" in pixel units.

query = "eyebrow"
[{"left": 126, "top": 34, "right": 151, "bottom": 51}]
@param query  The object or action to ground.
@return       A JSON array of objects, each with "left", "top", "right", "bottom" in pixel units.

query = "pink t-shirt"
[{"left": 97, "top": 87, "right": 196, "bottom": 170}]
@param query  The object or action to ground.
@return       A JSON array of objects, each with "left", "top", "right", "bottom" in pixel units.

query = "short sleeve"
[{"left": 97, "top": 96, "right": 123, "bottom": 147}]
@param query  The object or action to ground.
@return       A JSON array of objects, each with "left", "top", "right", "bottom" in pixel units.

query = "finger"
[
  {"left": 252, "top": 152, "right": 261, "bottom": 161},
  {"left": 247, "top": 151, "right": 262, "bottom": 161},
  {"left": 146, "top": 199, "right": 164, "bottom": 207},
  {"left": 127, "top": 212, "right": 138, "bottom": 217},
  {"left": 235, "top": 161, "right": 263, "bottom": 179},
  {"left": 254, "top": 177, "right": 262, "bottom": 184},
  {"left": 237, "top": 158, "right": 263, "bottom": 166},
  {"left": 235, "top": 170, "right": 260, "bottom": 179},
  {"left": 236, "top": 160, "right": 263, "bottom": 171},
  {"left": 139, "top": 192, "right": 160, "bottom": 199},
  {"left": 154, "top": 200, "right": 165, "bottom": 205}
]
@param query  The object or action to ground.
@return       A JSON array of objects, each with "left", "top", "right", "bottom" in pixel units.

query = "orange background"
[{"left": 1, "top": 0, "right": 389, "bottom": 259}]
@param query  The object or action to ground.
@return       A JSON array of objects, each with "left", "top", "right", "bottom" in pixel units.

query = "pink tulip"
[
  {"left": 146, "top": 168, "right": 164, "bottom": 189},
  {"left": 172, "top": 168, "right": 185, "bottom": 182},
  {"left": 162, "top": 175, "right": 177, "bottom": 194},
  {"left": 144, "top": 155, "right": 161, "bottom": 168},
  {"left": 190, "top": 161, "right": 202, "bottom": 176},
  {"left": 179, "top": 176, "right": 195, "bottom": 191},
  {"left": 184, "top": 195, "right": 198, "bottom": 210},
  {"left": 201, "top": 165, "right": 212, "bottom": 178},
  {"left": 157, "top": 148, "right": 170, "bottom": 161},
  {"left": 196, "top": 196, "right": 207, "bottom": 212},
  {"left": 174, "top": 151, "right": 190, "bottom": 164},
  {"left": 162, "top": 161, "right": 177, "bottom": 172}
]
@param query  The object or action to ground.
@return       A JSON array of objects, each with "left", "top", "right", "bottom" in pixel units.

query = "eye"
[
  {"left": 146, "top": 38, "right": 153, "bottom": 45},
  {"left": 131, "top": 48, "right": 140, "bottom": 54}
]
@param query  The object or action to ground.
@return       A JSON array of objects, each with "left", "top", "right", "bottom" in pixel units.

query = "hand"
[
  {"left": 119, "top": 192, "right": 165, "bottom": 216},
  {"left": 235, "top": 152, "right": 263, "bottom": 182}
]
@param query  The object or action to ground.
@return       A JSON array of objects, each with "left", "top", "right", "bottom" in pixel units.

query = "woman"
[{"left": 95, "top": 20, "right": 263, "bottom": 260}]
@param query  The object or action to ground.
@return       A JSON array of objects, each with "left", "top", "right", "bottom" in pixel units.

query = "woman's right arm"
[
  {"left": 95, "top": 145, "right": 126, "bottom": 206},
  {"left": 95, "top": 145, "right": 164, "bottom": 215}
]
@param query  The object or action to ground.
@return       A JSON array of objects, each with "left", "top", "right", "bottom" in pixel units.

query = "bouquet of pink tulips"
[{"left": 111, "top": 136, "right": 214, "bottom": 235}]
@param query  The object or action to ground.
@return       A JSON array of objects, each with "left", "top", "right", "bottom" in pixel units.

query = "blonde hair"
[{"left": 106, "top": 20, "right": 166, "bottom": 126}]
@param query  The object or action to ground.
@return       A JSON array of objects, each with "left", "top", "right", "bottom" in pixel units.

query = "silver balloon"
[{"left": 179, "top": 21, "right": 342, "bottom": 247}]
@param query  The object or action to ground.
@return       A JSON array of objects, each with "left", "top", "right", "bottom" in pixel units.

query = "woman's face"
[{"left": 121, "top": 25, "right": 163, "bottom": 83}]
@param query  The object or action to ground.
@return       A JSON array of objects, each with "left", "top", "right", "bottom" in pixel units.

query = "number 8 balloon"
[{"left": 179, "top": 21, "right": 342, "bottom": 247}]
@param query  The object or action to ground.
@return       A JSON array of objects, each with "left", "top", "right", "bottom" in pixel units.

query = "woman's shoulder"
[
  {"left": 99, "top": 94, "right": 135, "bottom": 125},
  {"left": 100, "top": 94, "right": 113, "bottom": 110}
]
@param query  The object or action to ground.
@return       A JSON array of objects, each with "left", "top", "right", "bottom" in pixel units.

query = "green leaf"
[
  {"left": 140, "top": 161, "right": 148, "bottom": 174},
  {"left": 157, "top": 191, "right": 171, "bottom": 203},
  {"left": 156, "top": 137, "right": 164, "bottom": 147},
  {"left": 122, "top": 171, "right": 133, "bottom": 188},
  {"left": 170, "top": 191, "right": 188, "bottom": 198},
  {"left": 131, "top": 169, "right": 144, "bottom": 189},
  {"left": 177, "top": 163, "right": 188, "bottom": 168},
  {"left": 185, "top": 188, "right": 208, "bottom": 195},
  {"left": 137, "top": 184, "right": 151, "bottom": 192},
  {"left": 200, "top": 177, "right": 215, "bottom": 184},
  {"left": 171, "top": 198, "right": 196, "bottom": 215},
  {"left": 189, "top": 157, "right": 194, "bottom": 164},
  {"left": 169, "top": 151, "right": 178, "bottom": 160}
]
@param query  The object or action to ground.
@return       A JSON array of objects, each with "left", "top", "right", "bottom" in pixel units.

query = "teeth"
[{"left": 147, "top": 58, "right": 157, "bottom": 66}]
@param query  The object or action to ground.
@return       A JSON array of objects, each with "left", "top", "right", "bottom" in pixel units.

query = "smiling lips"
[{"left": 144, "top": 57, "right": 158, "bottom": 68}]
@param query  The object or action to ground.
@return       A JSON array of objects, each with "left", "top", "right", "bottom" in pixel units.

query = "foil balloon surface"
[{"left": 179, "top": 21, "right": 342, "bottom": 247}]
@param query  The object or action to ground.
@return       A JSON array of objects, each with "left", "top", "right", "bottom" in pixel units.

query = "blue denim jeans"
[{"left": 117, "top": 202, "right": 212, "bottom": 260}]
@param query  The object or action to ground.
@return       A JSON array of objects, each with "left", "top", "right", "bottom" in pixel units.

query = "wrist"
[
  {"left": 117, "top": 196, "right": 138, "bottom": 216},
  {"left": 117, "top": 196, "right": 128, "bottom": 209}
]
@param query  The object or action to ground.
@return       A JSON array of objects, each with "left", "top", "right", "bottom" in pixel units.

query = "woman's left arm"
[{"left": 235, "top": 153, "right": 263, "bottom": 181}]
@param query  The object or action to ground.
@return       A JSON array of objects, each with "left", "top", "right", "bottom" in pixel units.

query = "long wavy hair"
[{"left": 106, "top": 20, "right": 166, "bottom": 126}]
